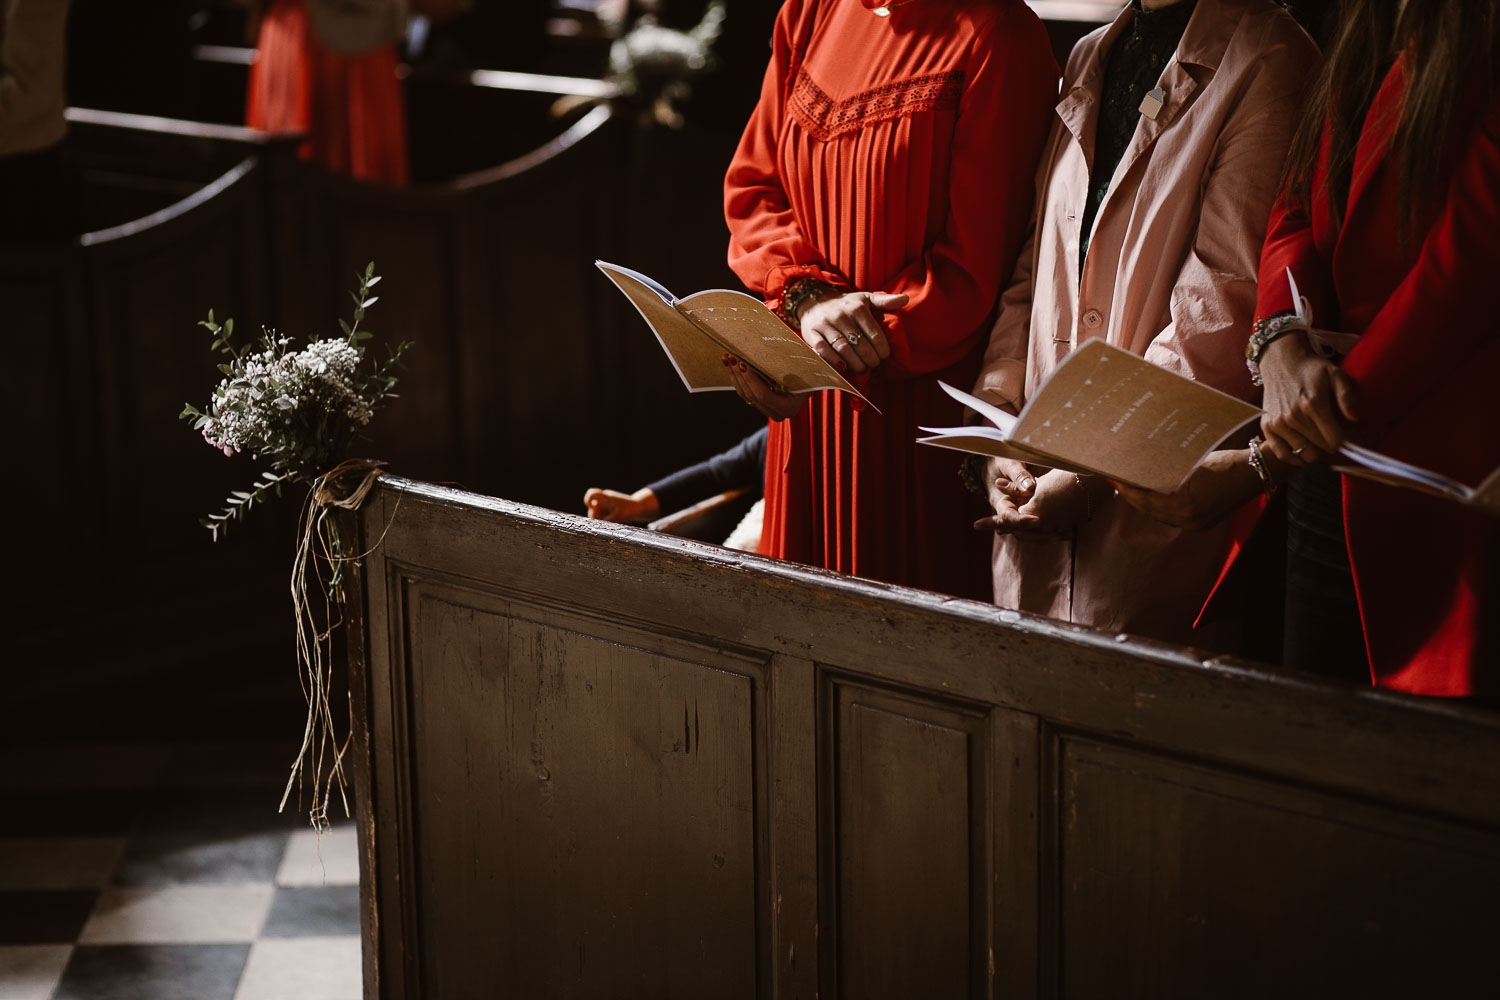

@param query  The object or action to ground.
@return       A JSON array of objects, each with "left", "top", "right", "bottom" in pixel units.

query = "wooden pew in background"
[
  {"left": 269, "top": 73, "right": 763, "bottom": 515},
  {"left": 348, "top": 476, "right": 1500, "bottom": 1000},
  {"left": 1, "top": 112, "right": 300, "bottom": 661}
]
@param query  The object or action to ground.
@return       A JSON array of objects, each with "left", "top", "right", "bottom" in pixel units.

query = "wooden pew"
[
  {"left": 348, "top": 476, "right": 1500, "bottom": 999},
  {"left": 1, "top": 112, "right": 300, "bottom": 639}
]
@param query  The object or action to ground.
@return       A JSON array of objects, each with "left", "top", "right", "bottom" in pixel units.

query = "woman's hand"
[
  {"left": 1258, "top": 332, "right": 1359, "bottom": 465},
  {"left": 583, "top": 486, "right": 659, "bottom": 523},
  {"left": 798, "top": 291, "right": 904, "bottom": 375},
  {"left": 726, "top": 355, "right": 806, "bottom": 420},
  {"left": 973, "top": 468, "right": 1092, "bottom": 541},
  {"left": 984, "top": 456, "right": 1036, "bottom": 509},
  {"left": 1112, "top": 449, "right": 1263, "bottom": 530}
]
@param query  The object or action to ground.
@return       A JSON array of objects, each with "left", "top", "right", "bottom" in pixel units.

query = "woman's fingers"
[
  {"left": 1260, "top": 415, "right": 1319, "bottom": 465},
  {"left": 799, "top": 292, "right": 908, "bottom": 373},
  {"left": 988, "top": 457, "right": 1035, "bottom": 500},
  {"left": 728, "top": 356, "right": 803, "bottom": 420},
  {"left": 867, "top": 292, "right": 908, "bottom": 311},
  {"left": 1332, "top": 369, "right": 1359, "bottom": 423},
  {"left": 798, "top": 326, "right": 848, "bottom": 371},
  {"left": 848, "top": 301, "right": 888, "bottom": 366},
  {"left": 809, "top": 317, "right": 869, "bottom": 374}
]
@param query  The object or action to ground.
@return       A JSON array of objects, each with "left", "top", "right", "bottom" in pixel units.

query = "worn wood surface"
[{"left": 351, "top": 476, "right": 1500, "bottom": 999}]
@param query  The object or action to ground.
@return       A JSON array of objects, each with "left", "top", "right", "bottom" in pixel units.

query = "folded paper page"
[
  {"left": 919, "top": 339, "right": 1260, "bottom": 493},
  {"left": 597, "top": 261, "right": 871, "bottom": 406}
]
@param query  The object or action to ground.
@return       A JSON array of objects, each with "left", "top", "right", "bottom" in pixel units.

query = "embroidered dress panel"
[
  {"left": 789, "top": 69, "right": 965, "bottom": 141},
  {"left": 724, "top": 0, "right": 1059, "bottom": 595}
]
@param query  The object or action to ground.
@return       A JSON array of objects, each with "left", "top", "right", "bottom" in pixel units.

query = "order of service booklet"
[
  {"left": 1335, "top": 445, "right": 1500, "bottom": 516},
  {"left": 918, "top": 339, "right": 1261, "bottom": 494},
  {"left": 597, "top": 260, "right": 872, "bottom": 407},
  {"left": 922, "top": 338, "right": 1500, "bottom": 514}
]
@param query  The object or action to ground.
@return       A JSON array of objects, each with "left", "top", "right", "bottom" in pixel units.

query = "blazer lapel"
[
  {"left": 1057, "top": 9, "right": 1131, "bottom": 172},
  {"left": 1090, "top": 0, "right": 1235, "bottom": 228},
  {"left": 1344, "top": 56, "right": 1407, "bottom": 227}
]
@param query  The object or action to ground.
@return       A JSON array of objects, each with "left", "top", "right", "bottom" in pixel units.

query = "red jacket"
[{"left": 1251, "top": 58, "right": 1500, "bottom": 694}]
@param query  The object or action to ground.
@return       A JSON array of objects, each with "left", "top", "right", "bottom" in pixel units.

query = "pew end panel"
[{"left": 350, "top": 476, "right": 1500, "bottom": 1000}]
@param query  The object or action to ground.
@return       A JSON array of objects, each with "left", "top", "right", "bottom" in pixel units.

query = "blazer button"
[{"left": 1082, "top": 309, "right": 1103, "bottom": 328}]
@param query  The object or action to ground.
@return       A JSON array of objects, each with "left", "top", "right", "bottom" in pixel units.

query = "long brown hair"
[{"left": 1282, "top": 0, "right": 1500, "bottom": 238}]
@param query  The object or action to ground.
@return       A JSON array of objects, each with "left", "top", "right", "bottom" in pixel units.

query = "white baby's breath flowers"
[{"left": 180, "top": 263, "right": 411, "bottom": 541}]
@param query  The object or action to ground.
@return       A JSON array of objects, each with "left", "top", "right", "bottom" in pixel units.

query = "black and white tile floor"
[
  {"left": 0, "top": 754, "right": 361, "bottom": 1000},
  {"left": 1, "top": 625, "right": 363, "bottom": 1000}
]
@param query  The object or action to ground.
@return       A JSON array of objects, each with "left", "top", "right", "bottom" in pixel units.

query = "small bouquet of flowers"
[
  {"left": 181, "top": 262, "right": 409, "bottom": 542},
  {"left": 181, "top": 263, "right": 411, "bottom": 830}
]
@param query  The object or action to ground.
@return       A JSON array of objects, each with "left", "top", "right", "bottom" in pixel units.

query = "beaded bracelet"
[
  {"left": 1245, "top": 310, "right": 1307, "bottom": 387},
  {"left": 777, "top": 277, "right": 836, "bottom": 327}
]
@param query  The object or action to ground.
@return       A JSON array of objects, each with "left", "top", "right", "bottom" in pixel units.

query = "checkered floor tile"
[{"left": 0, "top": 744, "right": 361, "bottom": 1000}]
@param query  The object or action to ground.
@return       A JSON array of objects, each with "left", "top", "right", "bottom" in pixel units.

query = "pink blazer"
[{"left": 973, "top": 0, "right": 1319, "bottom": 642}]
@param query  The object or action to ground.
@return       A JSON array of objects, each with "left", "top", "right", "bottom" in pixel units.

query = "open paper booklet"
[
  {"left": 919, "top": 339, "right": 1260, "bottom": 494},
  {"left": 597, "top": 261, "right": 872, "bottom": 407},
  {"left": 922, "top": 337, "right": 1500, "bottom": 513},
  {"left": 1335, "top": 445, "right": 1500, "bottom": 516}
]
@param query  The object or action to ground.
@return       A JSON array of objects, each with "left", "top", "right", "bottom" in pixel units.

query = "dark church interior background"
[{"left": 8, "top": 0, "right": 1476, "bottom": 998}]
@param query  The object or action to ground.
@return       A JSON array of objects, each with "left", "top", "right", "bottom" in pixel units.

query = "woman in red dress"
[
  {"left": 246, "top": 0, "right": 409, "bottom": 185},
  {"left": 722, "top": 0, "right": 1057, "bottom": 597}
]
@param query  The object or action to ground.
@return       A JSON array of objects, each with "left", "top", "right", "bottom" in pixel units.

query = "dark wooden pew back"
[{"left": 350, "top": 476, "right": 1500, "bottom": 1000}]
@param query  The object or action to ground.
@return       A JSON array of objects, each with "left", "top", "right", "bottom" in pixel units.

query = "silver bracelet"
[{"left": 1247, "top": 438, "right": 1277, "bottom": 496}]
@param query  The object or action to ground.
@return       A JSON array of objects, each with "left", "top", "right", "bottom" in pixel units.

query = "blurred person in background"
[
  {"left": 0, "top": 0, "right": 77, "bottom": 241},
  {"left": 245, "top": 0, "right": 412, "bottom": 184}
]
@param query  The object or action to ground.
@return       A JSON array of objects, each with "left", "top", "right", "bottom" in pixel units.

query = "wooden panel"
[
  {"left": 1055, "top": 737, "right": 1500, "bottom": 998},
  {"left": 0, "top": 247, "right": 95, "bottom": 599},
  {"left": 350, "top": 436, "right": 1500, "bottom": 1000},
  {"left": 391, "top": 575, "right": 768, "bottom": 998},
  {"left": 822, "top": 681, "right": 992, "bottom": 1000}
]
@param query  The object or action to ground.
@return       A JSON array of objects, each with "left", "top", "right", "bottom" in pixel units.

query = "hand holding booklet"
[
  {"left": 920, "top": 340, "right": 1261, "bottom": 494},
  {"left": 921, "top": 335, "right": 1500, "bottom": 516},
  {"left": 597, "top": 261, "right": 874, "bottom": 408}
]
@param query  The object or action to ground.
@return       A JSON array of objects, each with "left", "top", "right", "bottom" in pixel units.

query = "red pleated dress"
[
  {"left": 246, "top": 0, "right": 409, "bottom": 185},
  {"left": 724, "top": 0, "right": 1057, "bottom": 597}
]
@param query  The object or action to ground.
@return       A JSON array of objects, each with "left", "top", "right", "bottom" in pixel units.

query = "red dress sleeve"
[
  {"left": 875, "top": 8, "right": 1058, "bottom": 377},
  {"left": 724, "top": 0, "right": 851, "bottom": 312}
]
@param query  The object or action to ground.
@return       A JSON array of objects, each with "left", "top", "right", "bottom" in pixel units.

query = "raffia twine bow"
[{"left": 281, "top": 458, "right": 398, "bottom": 830}]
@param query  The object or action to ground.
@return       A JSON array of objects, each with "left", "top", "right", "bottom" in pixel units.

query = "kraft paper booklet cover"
[
  {"left": 597, "top": 261, "right": 871, "bottom": 406},
  {"left": 918, "top": 340, "right": 1260, "bottom": 494}
]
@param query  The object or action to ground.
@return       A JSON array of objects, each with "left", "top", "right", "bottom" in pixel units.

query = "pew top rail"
[{"left": 355, "top": 475, "right": 1500, "bottom": 833}]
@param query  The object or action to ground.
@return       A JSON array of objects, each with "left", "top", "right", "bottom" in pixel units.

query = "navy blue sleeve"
[{"left": 646, "top": 425, "right": 769, "bottom": 515}]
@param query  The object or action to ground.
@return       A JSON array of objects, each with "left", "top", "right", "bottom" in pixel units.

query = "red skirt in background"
[{"left": 246, "top": 0, "right": 408, "bottom": 186}]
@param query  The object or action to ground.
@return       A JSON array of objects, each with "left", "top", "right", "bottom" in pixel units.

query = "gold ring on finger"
[
  {"left": 845, "top": 330, "right": 862, "bottom": 346},
  {"left": 829, "top": 335, "right": 847, "bottom": 346}
]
